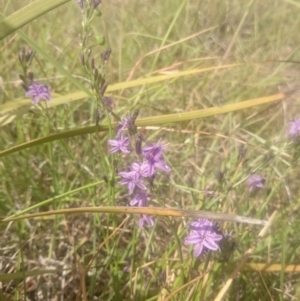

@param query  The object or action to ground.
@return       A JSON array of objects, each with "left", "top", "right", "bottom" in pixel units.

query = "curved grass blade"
[
  {"left": 0, "top": 0, "right": 71, "bottom": 40},
  {"left": 1, "top": 206, "right": 267, "bottom": 226},
  {"left": 0, "top": 64, "right": 239, "bottom": 126},
  {"left": 7, "top": 180, "right": 104, "bottom": 219},
  {"left": 0, "top": 92, "right": 287, "bottom": 158}
]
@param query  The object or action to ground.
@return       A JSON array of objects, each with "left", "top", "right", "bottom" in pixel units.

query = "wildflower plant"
[
  {"left": 109, "top": 111, "right": 171, "bottom": 227},
  {"left": 1, "top": 1, "right": 300, "bottom": 300},
  {"left": 287, "top": 119, "right": 300, "bottom": 140},
  {"left": 18, "top": 49, "right": 52, "bottom": 105}
]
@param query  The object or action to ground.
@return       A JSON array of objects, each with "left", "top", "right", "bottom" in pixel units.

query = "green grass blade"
[
  {"left": 0, "top": 0, "right": 71, "bottom": 40},
  {"left": 0, "top": 64, "right": 239, "bottom": 126},
  {"left": 2, "top": 206, "right": 267, "bottom": 225},
  {"left": 0, "top": 92, "right": 286, "bottom": 157}
]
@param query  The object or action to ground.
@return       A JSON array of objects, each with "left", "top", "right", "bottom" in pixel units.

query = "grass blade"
[{"left": 0, "top": 0, "right": 71, "bottom": 40}]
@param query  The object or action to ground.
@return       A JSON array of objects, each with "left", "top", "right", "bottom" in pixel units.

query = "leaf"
[
  {"left": 0, "top": 92, "right": 286, "bottom": 157},
  {"left": 1, "top": 206, "right": 267, "bottom": 225},
  {"left": 0, "top": 64, "right": 239, "bottom": 126},
  {"left": 0, "top": 0, "right": 71, "bottom": 40}
]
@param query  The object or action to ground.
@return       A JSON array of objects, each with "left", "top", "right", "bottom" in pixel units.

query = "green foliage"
[{"left": 1, "top": 0, "right": 300, "bottom": 300}]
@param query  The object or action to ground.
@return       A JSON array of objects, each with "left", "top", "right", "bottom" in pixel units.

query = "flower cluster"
[
  {"left": 184, "top": 218, "right": 223, "bottom": 257},
  {"left": 20, "top": 72, "right": 51, "bottom": 105},
  {"left": 25, "top": 81, "right": 51, "bottom": 105},
  {"left": 108, "top": 113, "right": 171, "bottom": 228},
  {"left": 287, "top": 119, "right": 300, "bottom": 140},
  {"left": 247, "top": 174, "right": 265, "bottom": 194}
]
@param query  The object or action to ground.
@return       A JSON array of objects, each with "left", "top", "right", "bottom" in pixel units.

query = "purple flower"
[
  {"left": 130, "top": 191, "right": 149, "bottom": 206},
  {"left": 138, "top": 214, "right": 154, "bottom": 228},
  {"left": 142, "top": 140, "right": 171, "bottom": 175},
  {"left": 130, "top": 191, "right": 153, "bottom": 228},
  {"left": 118, "top": 170, "right": 147, "bottom": 195},
  {"left": 108, "top": 135, "right": 131, "bottom": 154},
  {"left": 287, "top": 119, "right": 300, "bottom": 140},
  {"left": 247, "top": 174, "right": 265, "bottom": 193},
  {"left": 184, "top": 219, "right": 222, "bottom": 257},
  {"left": 131, "top": 161, "right": 150, "bottom": 178},
  {"left": 25, "top": 81, "right": 51, "bottom": 104},
  {"left": 116, "top": 111, "right": 139, "bottom": 137}
]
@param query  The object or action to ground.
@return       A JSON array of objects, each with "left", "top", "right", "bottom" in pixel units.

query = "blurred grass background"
[{"left": 1, "top": 0, "right": 300, "bottom": 300}]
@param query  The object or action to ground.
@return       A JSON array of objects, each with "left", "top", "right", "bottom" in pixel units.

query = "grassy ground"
[{"left": 1, "top": 0, "right": 300, "bottom": 300}]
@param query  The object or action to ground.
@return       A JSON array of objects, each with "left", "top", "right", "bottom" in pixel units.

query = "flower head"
[
  {"left": 142, "top": 140, "right": 171, "bottom": 175},
  {"left": 116, "top": 111, "right": 139, "bottom": 137},
  {"left": 130, "top": 191, "right": 149, "bottom": 207},
  {"left": 184, "top": 218, "right": 222, "bottom": 257},
  {"left": 118, "top": 170, "right": 147, "bottom": 195},
  {"left": 247, "top": 174, "right": 266, "bottom": 193},
  {"left": 108, "top": 135, "right": 131, "bottom": 154},
  {"left": 130, "top": 190, "right": 153, "bottom": 228},
  {"left": 25, "top": 81, "right": 51, "bottom": 104},
  {"left": 131, "top": 161, "right": 151, "bottom": 178},
  {"left": 287, "top": 119, "right": 300, "bottom": 140}
]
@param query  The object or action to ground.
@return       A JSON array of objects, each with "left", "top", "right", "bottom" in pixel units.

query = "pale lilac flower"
[
  {"left": 118, "top": 170, "right": 146, "bottom": 195},
  {"left": 116, "top": 111, "right": 139, "bottom": 137},
  {"left": 142, "top": 139, "right": 167, "bottom": 159},
  {"left": 184, "top": 218, "right": 222, "bottom": 257},
  {"left": 287, "top": 119, "right": 300, "bottom": 140},
  {"left": 130, "top": 191, "right": 149, "bottom": 206},
  {"left": 138, "top": 214, "right": 154, "bottom": 228},
  {"left": 142, "top": 140, "right": 171, "bottom": 175},
  {"left": 25, "top": 81, "right": 51, "bottom": 104},
  {"left": 131, "top": 161, "right": 150, "bottom": 178},
  {"left": 247, "top": 174, "right": 265, "bottom": 193},
  {"left": 130, "top": 191, "right": 153, "bottom": 228},
  {"left": 108, "top": 135, "right": 131, "bottom": 154}
]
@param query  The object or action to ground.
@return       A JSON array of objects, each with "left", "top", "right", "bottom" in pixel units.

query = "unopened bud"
[
  {"left": 135, "top": 135, "right": 143, "bottom": 155},
  {"left": 102, "top": 48, "right": 111, "bottom": 63},
  {"left": 28, "top": 72, "right": 34, "bottom": 82},
  {"left": 91, "top": 57, "right": 95, "bottom": 70},
  {"left": 100, "top": 82, "right": 108, "bottom": 96}
]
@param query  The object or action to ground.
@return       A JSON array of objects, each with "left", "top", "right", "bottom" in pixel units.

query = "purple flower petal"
[
  {"left": 130, "top": 191, "right": 149, "bottom": 207},
  {"left": 184, "top": 218, "right": 222, "bottom": 257},
  {"left": 131, "top": 161, "right": 150, "bottom": 178},
  {"left": 119, "top": 171, "right": 146, "bottom": 195},
  {"left": 247, "top": 174, "right": 266, "bottom": 193},
  {"left": 184, "top": 233, "right": 202, "bottom": 244},
  {"left": 142, "top": 140, "right": 171, "bottom": 175},
  {"left": 138, "top": 215, "right": 154, "bottom": 228},
  {"left": 193, "top": 242, "right": 204, "bottom": 257},
  {"left": 108, "top": 135, "right": 131, "bottom": 154},
  {"left": 25, "top": 81, "right": 51, "bottom": 105},
  {"left": 287, "top": 119, "right": 300, "bottom": 140}
]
